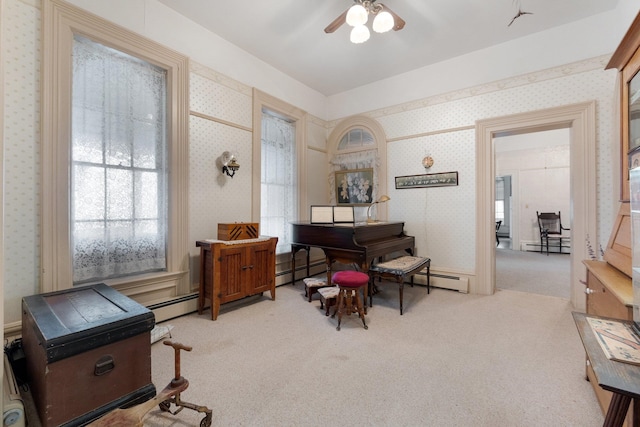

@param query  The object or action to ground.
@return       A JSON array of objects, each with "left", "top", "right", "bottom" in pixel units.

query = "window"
[
  {"left": 337, "top": 128, "right": 375, "bottom": 151},
  {"left": 495, "top": 178, "right": 505, "bottom": 222},
  {"left": 251, "top": 89, "right": 306, "bottom": 257},
  {"left": 260, "top": 110, "right": 297, "bottom": 255},
  {"left": 42, "top": 0, "right": 189, "bottom": 293},
  {"left": 327, "top": 117, "right": 388, "bottom": 220},
  {"left": 71, "top": 35, "right": 168, "bottom": 284}
]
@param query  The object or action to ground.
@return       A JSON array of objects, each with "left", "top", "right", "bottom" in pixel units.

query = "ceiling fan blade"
[
  {"left": 381, "top": 4, "right": 406, "bottom": 31},
  {"left": 324, "top": 8, "right": 348, "bottom": 33}
]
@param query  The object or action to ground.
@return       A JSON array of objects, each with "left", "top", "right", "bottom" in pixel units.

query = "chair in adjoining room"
[
  {"left": 536, "top": 211, "right": 571, "bottom": 255},
  {"left": 495, "top": 220, "right": 502, "bottom": 246}
]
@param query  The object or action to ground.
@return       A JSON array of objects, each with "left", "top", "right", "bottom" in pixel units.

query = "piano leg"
[{"left": 290, "top": 244, "right": 311, "bottom": 285}]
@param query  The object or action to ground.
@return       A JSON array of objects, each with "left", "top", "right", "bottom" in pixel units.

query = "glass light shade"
[
  {"left": 350, "top": 25, "right": 370, "bottom": 44},
  {"left": 372, "top": 11, "right": 394, "bottom": 33},
  {"left": 346, "top": 4, "right": 368, "bottom": 27}
]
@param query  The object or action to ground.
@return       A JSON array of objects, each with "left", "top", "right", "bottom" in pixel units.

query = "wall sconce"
[
  {"left": 367, "top": 195, "right": 390, "bottom": 223},
  {"left": 221, "top": 151, "right": 240, "bottom": 178}
]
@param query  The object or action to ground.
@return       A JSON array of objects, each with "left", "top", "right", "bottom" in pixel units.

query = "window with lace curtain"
[
  {"left": 71, "top": 35, "right": 168, "bottom": 284},
  {"left": 260, "top": 110, "right": 297, "bottom": 255},
  {"left": 42, "top": 0, "right": 189, "bottom": 294}
]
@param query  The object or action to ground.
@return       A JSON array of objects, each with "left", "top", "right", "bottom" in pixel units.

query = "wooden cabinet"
[
  {"left": 579, "top": 12, "right": 640, "bottom": 426},
  {"left": 196, "top": 237, "right": 278, "bottom": 320},
  {"left": 583, "top": 260, "right": 634, "bottom": 424}
]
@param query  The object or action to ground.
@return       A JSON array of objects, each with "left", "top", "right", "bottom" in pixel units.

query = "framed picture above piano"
[{"left": 335, "top": 168, "right": 374, "bottom": 205}]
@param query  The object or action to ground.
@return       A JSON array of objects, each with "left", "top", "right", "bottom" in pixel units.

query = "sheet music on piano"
[
  {"left": 310, "top": 205, "right": 355, "bottom": 224},
  {"left": 333, "top": 206, "right": 354, "bottom": 223},
  {"left": 310, "top": 206, "right": 333, "bottom": 224}
]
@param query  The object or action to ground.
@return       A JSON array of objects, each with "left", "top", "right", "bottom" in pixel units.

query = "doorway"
[
  {"left": 494, "top": 127, "right": 572, "bottom": 299},
  {"left": 475, "top": 102, "right": 597, "bottom": 311}
]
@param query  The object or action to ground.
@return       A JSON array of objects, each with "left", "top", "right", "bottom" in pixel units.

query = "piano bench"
[
  {"left": 317, "top": 286, "right": 339, "bottom": 316},
  {"left": 303, "top": 277, "right": 330, "bottom": 302},
  {"left": 368, "top": 256, "right": 431, "bottom": 315}
]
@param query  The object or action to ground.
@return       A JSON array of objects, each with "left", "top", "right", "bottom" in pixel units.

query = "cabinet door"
[
  {"left": 586, "top": 271, "right": 633, "bottom": 320},
  {"left": 218, "top": 246, "right": 245, "bottom": 303},
  {"left": 247, "top": 242, "right": 274, "bottom": 295}
]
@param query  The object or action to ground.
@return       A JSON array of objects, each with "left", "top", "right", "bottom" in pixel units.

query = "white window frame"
[
  {"left": 327, "top": 116, "right": 388, "bottom": 221},
  {"left": 252, "top": 89, "right": 306, "bottom": 259},
  {"left": 41, "top": 0, "right": 190, "bottom": 296}
]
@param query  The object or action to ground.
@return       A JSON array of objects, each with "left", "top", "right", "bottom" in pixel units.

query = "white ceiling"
[{"left": 156, "top": 0, "right": 618, "bottom": 96}]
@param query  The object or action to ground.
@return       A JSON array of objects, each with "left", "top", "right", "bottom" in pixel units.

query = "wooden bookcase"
[
  {"left": 196, "top": 237, "right": 278, "bottom": 320},
  {"left": 580, "top": 11, "right": 640, "bottom": 426}
]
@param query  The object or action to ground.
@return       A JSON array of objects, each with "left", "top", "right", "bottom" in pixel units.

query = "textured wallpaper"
[
  {"left": 1, "top": 0, "right": 620, "bottom": 323},
  {"left": 4, "top": 0, "right": 42, "bottom": 323},
  {"left": 374, "top": 63, "right": 614, "bottom": 273}
]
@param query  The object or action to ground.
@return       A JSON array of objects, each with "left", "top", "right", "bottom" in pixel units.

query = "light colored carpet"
[
  {"left": 145, "top": 282, "right": 602, "bottom": 426},
  {"left": 496, "top": 248, "right": 571, "bottom": 299}
]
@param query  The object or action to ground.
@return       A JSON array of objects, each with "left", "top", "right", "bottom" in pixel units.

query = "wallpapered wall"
[
  {"left": 4, "top": 0, "right": 42, "bottom": 323},
  {"left": 187, "top": 62, "right": 329, "bottom": 289},
  {"left": 2, "top": 0, "right": 331, "bottom": 324},
  {"left": 1, "top": 0, "right": 620, "bottom": 323},
  {"left": 328, "top": 58, "right": 617, "bottom": 278}
]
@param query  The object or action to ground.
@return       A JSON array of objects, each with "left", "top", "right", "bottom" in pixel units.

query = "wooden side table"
[{"left": 573, "top": 312, "right": 640, "bottom": 427}]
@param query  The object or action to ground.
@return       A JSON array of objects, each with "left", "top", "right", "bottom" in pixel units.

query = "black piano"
[{"left": 291, "top": 221, "right": 415, "bottom": 285}]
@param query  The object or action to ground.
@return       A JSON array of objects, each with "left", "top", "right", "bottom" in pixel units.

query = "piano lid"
[{"left": 291, "top": 221, "right": 408, "bottom": 247}]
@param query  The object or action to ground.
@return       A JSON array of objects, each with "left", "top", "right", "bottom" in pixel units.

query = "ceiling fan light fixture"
[
  {"left": 372, "top": 10, "right": 394, "bottom": 33},
  {"left": 350, "top": 24, "right": 370, "bottom": 43},
  {"left": 346, "top": 4, "right": 368, "bottom": 27}
]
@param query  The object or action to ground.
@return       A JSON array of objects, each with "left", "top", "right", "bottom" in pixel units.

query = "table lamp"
[{"left": 367, "top": 195, "right": 390, "bottom": 223}]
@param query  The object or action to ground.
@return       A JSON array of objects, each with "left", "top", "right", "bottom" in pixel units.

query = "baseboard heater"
[{"left": 414, "top": 271, "right": 469, "bottom": 293}]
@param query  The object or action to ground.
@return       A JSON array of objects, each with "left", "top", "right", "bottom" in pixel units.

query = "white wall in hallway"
[{"left": 496, "top": 129, "right": 571, "bottom": 250}]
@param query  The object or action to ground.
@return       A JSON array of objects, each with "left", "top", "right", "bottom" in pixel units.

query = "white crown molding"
[
  {"left": 190, "top": 60, "right": 252, "bottom": 96},
  {"left": 328, "top": 55, "right": 610, "bottom": 128}
]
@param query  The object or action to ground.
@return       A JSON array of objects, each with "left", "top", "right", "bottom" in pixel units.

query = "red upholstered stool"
[{"left": 331, "top": 271, "right": 369, "bottom": 331}]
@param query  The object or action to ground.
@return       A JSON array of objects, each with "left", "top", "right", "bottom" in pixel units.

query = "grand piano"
[{"left": 291, "top": 221, "right": 415, "bottom": 285}]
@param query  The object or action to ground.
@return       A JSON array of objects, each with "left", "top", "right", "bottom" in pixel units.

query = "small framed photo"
[{"left": 335, "top": 168, "right": 374, "bottom": 205}]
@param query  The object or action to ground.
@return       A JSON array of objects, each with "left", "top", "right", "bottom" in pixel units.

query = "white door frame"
[{"left": 475, "top": 101, "right": 597, "bottom": 310}]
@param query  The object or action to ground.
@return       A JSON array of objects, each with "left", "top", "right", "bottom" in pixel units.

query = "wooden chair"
[
  {"left": 495, "top": 220, "right": 502, "bottom": 246},
  {"left": 536, "top": 211, "right": 570, "bottom": 255}
]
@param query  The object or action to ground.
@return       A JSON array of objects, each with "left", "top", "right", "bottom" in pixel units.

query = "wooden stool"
[
  {"left": 303, "top": 277, "right": 330, "bottom": 302},
  {"left": 317, "top": 286, "right": 339, "bottom": 316},
  {"left": 368, "top": 256, "right": 430, "bottom": 315},
  {"left": 331, "top": 271, "right": 369, "bottom": 331}
]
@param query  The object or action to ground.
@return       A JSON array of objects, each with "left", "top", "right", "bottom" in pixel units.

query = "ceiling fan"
[{"left": 325, "top": 0, "right": 406, "bottom": 43}]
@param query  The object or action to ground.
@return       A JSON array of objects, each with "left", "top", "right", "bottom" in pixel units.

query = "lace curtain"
[
  {"left": 329, "top": 149, "right": 380, "bottom": 221},
  {"left": 71, "top": 35, "right": 168, "bottom": 283},
  {"left": 261, "top": 111, "right": 297, "bottom": 254}
]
